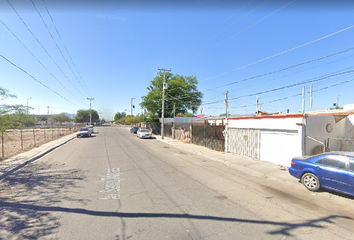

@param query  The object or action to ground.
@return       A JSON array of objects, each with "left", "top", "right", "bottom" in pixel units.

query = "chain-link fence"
[{"left": 1, "top": 124, "right": 85, "bottom": 159}]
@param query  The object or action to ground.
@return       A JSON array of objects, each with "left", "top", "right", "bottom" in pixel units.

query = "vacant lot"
[{"left": 1, "top": 125, "right": 84, "bottom": 159}]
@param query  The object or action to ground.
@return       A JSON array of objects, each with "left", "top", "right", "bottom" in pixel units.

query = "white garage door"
[{"left": 260, "top": 131, "right": 301, "bottom": 167}]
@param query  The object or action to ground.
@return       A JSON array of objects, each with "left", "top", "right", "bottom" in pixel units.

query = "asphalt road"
[{"left": 0, "top": 125, "right": 353, "bottom": 239}]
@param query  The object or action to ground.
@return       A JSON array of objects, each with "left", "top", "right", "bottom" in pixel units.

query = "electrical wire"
[
  {"left": 185, "top": 0, "right": 297, "bottom": 63},
  {"left": 200, "top": 25, "right": 354, "bottom": 83},
  {"left": 201, "top": 69, "right": 354, "bottom": 106},
  {"left": 40, "top": 0, "right": 92, "bottom": 97},
  {"left": 30, "top": 0, "right": 89, "bottom": 97},
  {"left": 170, "top": 46, "right": 354, "bottom": 102},
  {"left": 183, "top": 0, "right": 257, "bottom": 55},
  {"left": 6, "top": 0, "right": 87, "bottom": 98},
  {"left": 0, "top": 19, "right": 85, "bottom": 106},
  {"left": 0, "top": 54, "right": 82, "bottom": 108},
  {"left": 228, "top": 53, "right": 354, "bottom": 94}
]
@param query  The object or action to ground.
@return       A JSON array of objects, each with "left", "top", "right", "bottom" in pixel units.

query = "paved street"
[{"left": 0, "top": 125, "right": 354, "bottom": 239}]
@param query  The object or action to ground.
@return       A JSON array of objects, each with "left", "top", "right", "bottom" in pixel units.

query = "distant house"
[
  {"left": 256, "top": 110, "right": 268, "bottom": 116},
  {"left": 225, "top": 105, "right": 354, "bottom": 167}
]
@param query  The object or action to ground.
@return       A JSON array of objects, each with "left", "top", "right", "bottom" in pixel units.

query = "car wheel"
[{"left": 301, "top": 173, "right": 321, "bottom": 191}]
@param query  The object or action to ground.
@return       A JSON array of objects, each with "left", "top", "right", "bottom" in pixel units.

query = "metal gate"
[{"left": 227, "top": 128, "right": 259, "bottom": 159}]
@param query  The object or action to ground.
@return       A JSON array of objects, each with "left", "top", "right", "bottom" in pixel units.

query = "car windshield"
[{"left": 140, "top": 129, "right": 150, "bottom": 133}]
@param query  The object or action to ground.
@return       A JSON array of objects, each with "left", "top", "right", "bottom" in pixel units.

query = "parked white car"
[
  {"left": 76, "top": 128, "right": 91, "bottom": 138},
  {"left": 86, "top": 125, "right": 94, "bottom": 134},
  {"left": 137, "top": 128, "right": 152, "bottom": 139}
]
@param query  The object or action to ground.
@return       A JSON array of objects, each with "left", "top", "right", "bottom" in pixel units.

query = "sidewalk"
[
  {"left": 0, "top": 133, "right": 77, "bottom": 181},
  {"left": 154, "top": 135, "right": 294, "bottom": 185}
]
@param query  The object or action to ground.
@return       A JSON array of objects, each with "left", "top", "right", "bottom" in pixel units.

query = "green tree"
[
  {"left": 37, "top": 117, "right": 48, "bottom": 122},
  {"left": 178, "top": 112, "right": 195, "bottom": 117},
  {"left": 0, "top": 87, "right": 29, "bottom": 158},
  {"left": 12, "top": 111, "right": 35, "bottom": 127},
  {"left": 140, "top": 73, "right": 203, "bottom": 119},
  {"left": 74, "top": 109, "right": 99, "bottom": 123},
  {"left": 114, "top": 112, "right": 127, "bottom": 123},
  {"left": 49, "top": 113, "right": 72, "bottom": 124}
]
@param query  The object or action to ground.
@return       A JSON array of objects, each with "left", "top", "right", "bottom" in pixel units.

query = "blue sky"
[{"left": 1, "top": 0, "right": 354, "bottom": 120}]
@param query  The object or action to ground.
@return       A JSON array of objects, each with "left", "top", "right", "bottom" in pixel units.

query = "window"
[
  {"left": 349, "top": 158, "right": 354, "bottom": 172},
  {"left": 321, "top": 156, "right": 346, "bottom": 169}
]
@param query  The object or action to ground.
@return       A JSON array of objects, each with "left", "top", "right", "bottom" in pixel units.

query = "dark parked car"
[
  {"left": 77, "top": 128, "right": 91, "bottom": 138},
  {"left": 289, "top": 152, "right": 354, "bottom": 196},
  {"left": 130, "top": 127, "right": 139, "bottom": 133}
]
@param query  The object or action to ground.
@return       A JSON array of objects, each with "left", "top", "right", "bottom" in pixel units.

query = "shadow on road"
[
  {"left": 0, "top": 200, "right": 350, "bottom": 237},
  {"left": 1, "top": 157, "right": 352, "bottom": 238},
  {"left": 0, "top": 161, "right": 86, "bottom": 239}
]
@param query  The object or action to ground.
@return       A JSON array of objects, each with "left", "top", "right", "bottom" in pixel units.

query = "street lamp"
[{"left": 27, "top": 97, "right": 31, "bottom": 115}]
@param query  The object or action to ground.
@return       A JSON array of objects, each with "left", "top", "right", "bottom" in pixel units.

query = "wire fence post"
[
  {"left": 1, "top": 133, "right": 4, "bottom": 158},
  {"left": 33, "top": 127, "right": 36, "bottom": 147},
  {"left": 204, "top": 119, "right": 206, "bottom": 147},
  {"left": 21, "top": 129, "right": 23, "bottom": 150}
]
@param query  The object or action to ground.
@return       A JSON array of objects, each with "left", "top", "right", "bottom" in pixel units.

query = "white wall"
[
  {"left": 227, "top": 113, "right": 354, "bottom": 168},
  {"left": 259, "top": 130, "right": 301, "bottom": 167},
  {"left": 227, "top": 115, "right": 304, "bottom": 167},
  {"left": 227, "top": 116, "right": 303, "bottom": 130},
  {"left": 305, "top": 115, "right": 347, "bottom": 155}
]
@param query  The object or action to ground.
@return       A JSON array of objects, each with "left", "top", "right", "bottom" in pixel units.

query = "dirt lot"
[{"left": 0, "top": 125, "right": 84, "bottom": 159}]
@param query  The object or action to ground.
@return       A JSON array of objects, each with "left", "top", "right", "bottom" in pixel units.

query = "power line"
[
  {"left": 228, "top": 53, "right": 354, "bottom": 94},
  {"left": 30, "top": 0, "right": 89, "bottom": 97},
  {"left": 149, "top": 45, "right": 354, "bottom": 109},
  {"left": 249, "top": 78, "right": 354, "bottom": 108},
  {"left": 202, "top": 69, "right": 354, "bottom": 106},
  {"left": 0, "top": 19, "right": 85, "bottom": 106},
  {"left": 181, "top": 0, "right": 257, "bottom": 56},
  {"left": 157, "top": 24, "right": 354, "bottom": 107},
  {"left": 228, "top": 70, "right": 354, "bottom": 102},
  {"left": 200, "top": 24, "right": 354, "bottom": 83},
  {"left": 41, "top": 0, "right": 92, "bottom": 97},
  {"left": 173, "top": 46, "right": 354, "bottom": 102},
  {"left": 6, "top": 0, "right": 87, "bottom": 98},
  {"left": 185, "top": 0, "right": 297, "bottom": 63},
  {"left": 0, "top": 54, "right": 82, "bottom": 108}
]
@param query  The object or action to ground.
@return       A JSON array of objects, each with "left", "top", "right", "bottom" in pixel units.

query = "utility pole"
[
  {"left": 158, "top": 67, "right": 171, "bottom": 139},
  {"left": 87, "top": 98, "right": 95, "bottom": 125},
  {"left": 302, "top": 87, "right": 305, "bottom": 114},
  {"left": 130, "top": 98, "right": 135, "bottom": 126},
  {"left": 310, "top": 85, "right": 313, "bottom": 109},
  {"left": 225, "top": 91, "right": 229, "bottom": 118},
  {"left": 27, "top": 97, "right": 31, "bottom": 115}
]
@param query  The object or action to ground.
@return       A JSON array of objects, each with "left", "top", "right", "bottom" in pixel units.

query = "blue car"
[{"left": 289, "top": 152, "right": 354, "bottom": 196}]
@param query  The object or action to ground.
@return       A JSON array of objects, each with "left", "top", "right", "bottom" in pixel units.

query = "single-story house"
[{"left": 225, "top": 105, "right": 354, "bottom": 167}]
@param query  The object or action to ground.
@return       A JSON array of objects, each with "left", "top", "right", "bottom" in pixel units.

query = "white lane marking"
[{"left": 99, "top": 168, "right": 121, "bottom": 200}]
